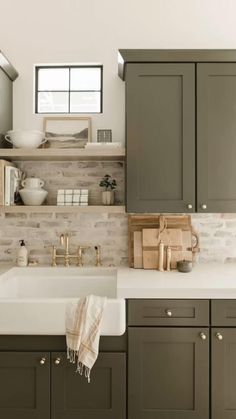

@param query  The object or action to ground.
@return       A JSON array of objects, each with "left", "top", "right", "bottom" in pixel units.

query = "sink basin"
[{"left": 0, "top": 267, "right": 126, "bottom": 336}]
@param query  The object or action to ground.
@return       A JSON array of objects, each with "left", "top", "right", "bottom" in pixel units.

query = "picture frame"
[
  {"left": 43, "top": 117, "right": 91, "bottom": 149},
  {"left": 97, "top": 129, "right": 112, "bottom": 142}
]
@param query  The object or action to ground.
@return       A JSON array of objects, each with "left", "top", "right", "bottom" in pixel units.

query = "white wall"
[{"left": 1, "top": 0, "right": 236, "bottom": 141}]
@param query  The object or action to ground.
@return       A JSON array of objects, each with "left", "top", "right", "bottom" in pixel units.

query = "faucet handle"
[{"left": 79, "top": 245, "right": 90, "bottom": 251}]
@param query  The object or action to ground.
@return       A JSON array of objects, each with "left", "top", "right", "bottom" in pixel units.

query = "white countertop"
[
  {"left": 117, "top": 264, "right": 236, "bottom": 299},
  {"left": 1, "top": 263, "right": 236, "bottom": 299}
]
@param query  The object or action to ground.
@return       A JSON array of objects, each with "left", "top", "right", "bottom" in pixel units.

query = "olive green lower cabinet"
[
  {"left": 0, "top": 350, "right": 126, "bottom": 419},
  {"left": 128, "top": 327, "right": 209, "bottom": 419},
  {"left": 51, "top": 351, "right": 126, "bottom": 419},
  {"left": 3, "top": 299, "right": 236, "bottom": 419},
  {"left": 0, "top": 352, "right": 50, "bottom": 419},
  {"left": 212, "top": 328, "right": 236, "bottom": 419}
]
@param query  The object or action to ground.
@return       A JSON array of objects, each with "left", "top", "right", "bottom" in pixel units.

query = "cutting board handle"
[{"left": 191, "top": 227, "right": 200, "bottom": 253}]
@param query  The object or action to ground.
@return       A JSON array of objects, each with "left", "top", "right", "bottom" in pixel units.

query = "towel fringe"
[
  {"left": 67, "top": 347, "right": 76, "bottom": 363},
  {"left": 67, "top": 347, "right": 91, "bottom": 383}
]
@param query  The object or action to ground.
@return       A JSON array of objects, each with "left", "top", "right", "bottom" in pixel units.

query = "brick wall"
[{"left": 0, "top": 161, "right": 235, "bottom": 266}]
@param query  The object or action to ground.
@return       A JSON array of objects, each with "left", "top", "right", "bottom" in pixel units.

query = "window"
[{"left": 35, "top": 65, "right": 103, "bottom": 114}]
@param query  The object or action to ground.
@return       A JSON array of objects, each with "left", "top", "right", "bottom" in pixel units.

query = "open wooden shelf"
[
  {"left": 0, "top": 147, "right": 126, "bottom": 161},
  {"left": 0, "top": 205, "right": 126, "bottom": 214}
]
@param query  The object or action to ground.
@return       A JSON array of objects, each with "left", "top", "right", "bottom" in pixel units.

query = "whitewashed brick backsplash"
[
  {"left": 0, "top": 161, "right": 236, "bottom": 265},
  {"left": 16, "top": 161, "right": 125, "bottom": 206}
]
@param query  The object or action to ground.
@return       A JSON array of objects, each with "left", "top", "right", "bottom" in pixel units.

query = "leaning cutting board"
[
  {"left": 128, "top": 215, "right": 192, "bottom": 268},
  {"left": 133, "top": 231, "right": 143, "bottom": 268},
  {"left": 142, "top": 228, "right": 183, "bottom": 269},
  {"left": 143, "top": 228, "right": 183, "bottom": 247}
]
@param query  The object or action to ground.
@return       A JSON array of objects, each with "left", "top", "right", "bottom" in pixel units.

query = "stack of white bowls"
[{"left": 5, "top": 130, "right": 46, "bottom": 149}]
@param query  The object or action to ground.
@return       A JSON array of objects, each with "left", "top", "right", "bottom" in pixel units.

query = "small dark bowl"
[{"left": 177, "top": 260, "right": 193, "bottom": 273}]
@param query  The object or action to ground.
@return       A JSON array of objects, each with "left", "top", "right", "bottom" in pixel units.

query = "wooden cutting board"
[
  {"left": 143, "top": 228, "right": 183, "bottom": 247},
  {"left": 142, "top": 228, "right": 183, "bottom": 269},
  {"left": 129, "top": 215, "right": 192, "bottom": 267},
  {"left": 133, "top": 231, "right": 143, "bottom": 268}
]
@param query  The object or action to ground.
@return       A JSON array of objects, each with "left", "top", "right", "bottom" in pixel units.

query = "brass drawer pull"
[
  {"left": 40, "top": 357, "right": 46, "bottom": 365},
  {"left": 54, "top": 357, "right": 61, "bottom": 365}
]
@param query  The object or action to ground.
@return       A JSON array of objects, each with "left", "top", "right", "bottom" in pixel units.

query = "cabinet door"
[
  {"left": 0, "top": 352, "right": 50, "bottom": 419},
  {"left": 0, "top": 68, "right": 12, "bottom": 146},
  {"left": 212, "top": 328, "right": 236, "bottom": 419},
  {"left": 197, "top": 63, "right": 236, "bottom": 212},
  {"left": 126, "top": 63, "right": 195, "bottom": 213},
  {"left": 129, "top": 327, "right": 209, "bottom": 419},
  {"left": 51, "top": 352, "right": 126, "bottom": 419}
]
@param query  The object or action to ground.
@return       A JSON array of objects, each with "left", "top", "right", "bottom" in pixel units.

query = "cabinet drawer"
[
  {"left": 211, "top": 300, "right": 236, "bottom": 326},
  {"left": 128, "top": 299, "right": 209, "bottom": 326}
]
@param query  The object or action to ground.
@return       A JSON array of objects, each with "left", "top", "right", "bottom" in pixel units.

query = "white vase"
[
  {"left": 19, "top": 177, "right": 48, "bottom": 206},
  {"left": 102, "top": 190, "right": 115, "bottom": 205}
]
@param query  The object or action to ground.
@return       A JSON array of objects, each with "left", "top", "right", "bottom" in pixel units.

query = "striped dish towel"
[{"left": 66, "top": 295, "right": 106, "bottom": 383}]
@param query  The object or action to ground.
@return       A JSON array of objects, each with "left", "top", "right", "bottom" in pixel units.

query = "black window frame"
[{"left": 35, "top": 64, "right": 103, "bottom": 114}]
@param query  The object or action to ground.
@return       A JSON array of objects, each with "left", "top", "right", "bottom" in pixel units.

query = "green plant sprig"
[{"left": 99, "top": 174, "right": 117, "bottom": 191}]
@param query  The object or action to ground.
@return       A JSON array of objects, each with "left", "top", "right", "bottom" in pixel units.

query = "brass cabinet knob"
[
  {"left": 216, "top": 332, "right": 223, "bottom": 341},
  {"left": 187, "top": 204, "right": 193, "bottom": 210},
  {"left": 201, "top": 204, "right": 207, "bottom": 210},
  {"left": 166, "top": 309, "right": 172, "bottom": 317},
  {"left": 200, "top": 332, "right": 207, "bottom": 340},
  {"left": 40, "top": 357, "right": 46, "bottom": 365},
  {"left": 54, "top": 357, "right": 61, "bottom": 365}
]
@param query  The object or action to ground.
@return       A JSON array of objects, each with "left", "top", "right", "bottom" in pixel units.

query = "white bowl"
[
  {"left": 19, "top": 189, "right": 48, "bottom": 206},
  {"left": 5, "top": 130, "right": 46, "bottom": 149}
]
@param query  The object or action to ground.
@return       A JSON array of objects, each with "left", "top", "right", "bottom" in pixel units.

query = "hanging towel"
[{"left": 66, "top": 295, "right": 106, "bottom": 383}]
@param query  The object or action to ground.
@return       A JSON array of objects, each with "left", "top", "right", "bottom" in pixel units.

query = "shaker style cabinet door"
[
  {"left": 0, "top": 68, "right": 13, "bottom": 145},
  {"left": 0, "top": 352, "right": 50, "bottom": 419},
  {"left": 212, "top": 328, "right": 236, "bottom": 419},
  {"left": 51, "top": 352, "right": 126, "bottom": 419},
  {"left": 197, "top": 63, "right": 236, "bottom": 212},
  {"left": 126, "top": 63, "right": 195, "bottom": 213},
  {"left": 128, "top": 327, "right": 209, "bottom": 419}
]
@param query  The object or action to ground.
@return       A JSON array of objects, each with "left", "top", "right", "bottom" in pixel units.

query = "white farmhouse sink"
[{"left": 0, "top": 267, "right": 126, "bottom": 336}]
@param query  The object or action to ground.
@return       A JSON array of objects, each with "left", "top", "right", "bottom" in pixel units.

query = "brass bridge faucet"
[
  {"left": 51, "top": 233, "right": 80, "bottom": 267},
  {"left": 50, "top": 233, "right": 102, "bottom": 267}
]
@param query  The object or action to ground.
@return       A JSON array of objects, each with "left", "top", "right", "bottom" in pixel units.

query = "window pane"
[
  {"left": 70, "top": 68, "right": 101, "bottom": 90},
  {"left": 38, "top": 68, "right": 69, "bottom": 91},
  {"left": 70, "top": 92, "right": 101, "bottom": 113},
  {"left": 37, "top": 92, "right": 69, "bottom": 113}
]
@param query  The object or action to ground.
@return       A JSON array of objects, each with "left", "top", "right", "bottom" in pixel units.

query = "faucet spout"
[
  {"left": 60, "top": 233, "right": 70, "bottom": 266},
  {"left": 60, "top": 234, "right": 69, "bottom": 253}
]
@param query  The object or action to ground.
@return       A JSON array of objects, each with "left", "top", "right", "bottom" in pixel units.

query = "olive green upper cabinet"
[
  {"left": 0, "top": 51, "right": 18, "bottom": 146},
  {"left": 120, "top": 50, "right": 236, "bottom": 213},
  {"left": 197, "top": 63, "right": 236, "bottom": 212},
  {"left": 0, "top": 69, "right": 12, "bottom": 145},
  {"left": 126, "top": 63, "right": 195, "bottom": 213}
]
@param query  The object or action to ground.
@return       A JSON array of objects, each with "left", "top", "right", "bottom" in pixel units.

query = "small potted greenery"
[{"left": 99, "top": 174, "right": 117, "bottom": 205}]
